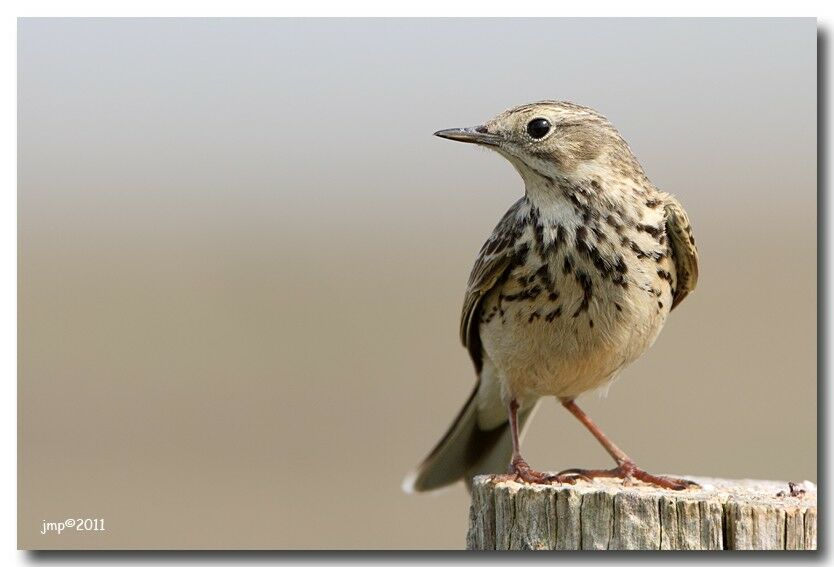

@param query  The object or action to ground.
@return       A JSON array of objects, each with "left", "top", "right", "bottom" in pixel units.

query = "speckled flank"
[
  {"left": 460, "top": 100, "right": 699, "bottom": 402},
  {"left": 409, "top": 100, "right": 699, "bottom": 493}
]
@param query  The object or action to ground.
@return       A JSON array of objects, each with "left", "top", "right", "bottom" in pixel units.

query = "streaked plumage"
[{"left": 405, "top": 101, "right": 699, "bottom": 494}]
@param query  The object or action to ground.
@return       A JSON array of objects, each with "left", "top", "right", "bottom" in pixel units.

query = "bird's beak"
[{"left": 434, "top": 126, "right": 502, "bottom": 146}]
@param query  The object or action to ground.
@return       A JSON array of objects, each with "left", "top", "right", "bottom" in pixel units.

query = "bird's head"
[{"left": 435, "top": 101, "right": 644, "bottom": 194}]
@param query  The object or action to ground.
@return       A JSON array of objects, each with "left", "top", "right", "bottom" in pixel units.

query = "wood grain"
[{"left": 466, "top": 475, "right": 816, "bottom": 550}]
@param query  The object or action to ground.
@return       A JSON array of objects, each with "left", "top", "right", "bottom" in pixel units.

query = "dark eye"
[{"left": 526, "top": 118, "right": 551, "bottom": 139}]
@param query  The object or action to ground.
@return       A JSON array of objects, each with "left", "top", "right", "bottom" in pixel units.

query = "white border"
[
  {"left": 3, "top": 6, "right": 829, "bottom": 566},
  {"left": 1, "top": 1, "right": 831, "bottom": 17}
]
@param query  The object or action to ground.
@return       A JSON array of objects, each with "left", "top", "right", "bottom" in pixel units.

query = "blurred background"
[{"left": 18, "top": 18, "right": 816, "bottom": 549}]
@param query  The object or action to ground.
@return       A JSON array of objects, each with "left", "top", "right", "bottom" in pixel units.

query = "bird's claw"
[
  {"left": 508, "top": 458, "right": 591, "bottom": 485},
  {"left": 555, "top": 463, "right": 699, "bottom": 491},
  {"left": 543, "top": 471, "right": 588, "bottom": 485},
  {"left": 509, "top": 457, "right": 552, "bottom": 484}
]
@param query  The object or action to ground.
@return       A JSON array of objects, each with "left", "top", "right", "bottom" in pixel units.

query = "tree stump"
[{"left": 467, "top": 475, "right": 817, "bottom": 550}]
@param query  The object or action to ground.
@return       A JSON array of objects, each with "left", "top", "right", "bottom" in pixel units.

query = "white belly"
[{"left": 478, "top": 252, "right": 674, "bottom": 401}]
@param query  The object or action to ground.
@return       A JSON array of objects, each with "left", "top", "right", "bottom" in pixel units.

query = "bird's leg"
[
  {"left": 505, "top": 399, "right": 579, "bottom": 485},
  {"left": 556, "top": 399, "right": 698, "bottom": 490},
  {"left": 506, "top": 398, "right": 549, "bottom": 483}
]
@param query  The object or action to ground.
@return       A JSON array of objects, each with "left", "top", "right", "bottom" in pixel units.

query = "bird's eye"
[{"left": 526, "top": 118, "right": 551, "bottom": 139}]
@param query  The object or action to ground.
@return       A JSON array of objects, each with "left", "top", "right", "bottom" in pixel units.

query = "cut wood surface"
[{"left": 467, "top": 474, "right": 817, "bottom": 550}]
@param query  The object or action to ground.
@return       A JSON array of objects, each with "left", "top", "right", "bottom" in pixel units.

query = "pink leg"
[{"left": 557, "top": 399, "right": 698, "bottom": 491}]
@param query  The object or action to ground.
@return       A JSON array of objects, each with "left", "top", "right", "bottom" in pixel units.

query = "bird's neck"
[
  {"left": 521, "top": 169, "right": 598, "bottom": 216},
  {"left": 517, "top": 158, "right": 639, "bottom": 225}
]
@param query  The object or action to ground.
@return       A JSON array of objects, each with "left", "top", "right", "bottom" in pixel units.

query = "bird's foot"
[
  {"left": 508, "top": 456, "right": 572, "bottom": 485},
  {"left": 542, "top": 471, "right": 587, "bottom": 485},
  {"left": 556, "top": 461, "right": 699, "bottom": 491}
]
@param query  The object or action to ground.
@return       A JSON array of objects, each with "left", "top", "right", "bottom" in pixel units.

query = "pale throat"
[
  {"left": 504, "top": 159, "right": 585, "bottom": 248},
  {"left": 511, "top": 154, "right": 633, "bottom": 224},
  {"left": 511, "top": 158, "right": 585, "bottom": 219}
]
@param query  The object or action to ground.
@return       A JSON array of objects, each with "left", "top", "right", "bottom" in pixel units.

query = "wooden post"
[{"left": 467, "top": 475, "right": 817, "bottom": 550}]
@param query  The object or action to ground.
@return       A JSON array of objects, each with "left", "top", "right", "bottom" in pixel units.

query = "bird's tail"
[{"left": 402, "top": 383, "right": 539, "bottom": 493}]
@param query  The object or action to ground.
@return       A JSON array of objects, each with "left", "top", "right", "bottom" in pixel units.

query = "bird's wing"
[
  {"left": 460, "top": 199, "right": 527, "bottom": 372},
  {"left": 664, "top": 195, "right": 699, "bottom": 310}
]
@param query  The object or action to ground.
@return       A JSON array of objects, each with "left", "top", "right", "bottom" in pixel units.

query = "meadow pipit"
[{"left": 405, "top": 101, "right": 699, "bottom": 493}]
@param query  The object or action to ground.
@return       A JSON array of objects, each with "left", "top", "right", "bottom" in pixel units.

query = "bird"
[{"left": 403, "top": 101, "right": 699, "bottom": 493}]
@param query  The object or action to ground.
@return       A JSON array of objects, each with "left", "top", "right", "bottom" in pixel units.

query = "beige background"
[{"left": 18, "top": 18, "right": 816, "bottom": 549}]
